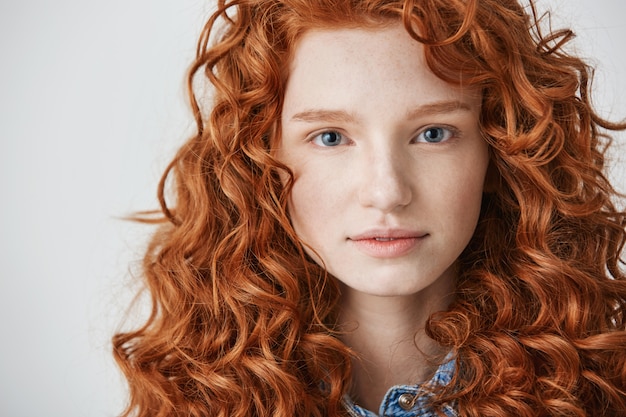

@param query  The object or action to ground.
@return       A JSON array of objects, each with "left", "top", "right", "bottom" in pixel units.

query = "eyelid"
[
  {"left": 307, "top": 128, "right": 351, "bottom": 147},
  {"left": 413, "top": 125, "right": 460, "bottom": 144}
]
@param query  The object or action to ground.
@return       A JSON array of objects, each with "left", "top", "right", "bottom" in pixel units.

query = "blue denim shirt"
[{"left": 342, "top": 357, "right": 456, "bottom": 417}]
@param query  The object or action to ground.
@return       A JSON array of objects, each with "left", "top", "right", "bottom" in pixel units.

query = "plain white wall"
[{"left": 0, "top": 1, "right": 624, "bottom": 416}]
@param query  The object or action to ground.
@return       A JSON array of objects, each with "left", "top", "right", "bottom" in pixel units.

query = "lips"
[{"left": 349, "top": 229, "right": 428, "bottom": 258}]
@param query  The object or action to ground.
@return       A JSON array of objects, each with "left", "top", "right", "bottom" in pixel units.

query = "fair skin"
[{"left": 278, "top": 23, "right": 489, "bottom": 412}]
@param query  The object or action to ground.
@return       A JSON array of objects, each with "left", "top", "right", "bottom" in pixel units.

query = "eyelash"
[
  {"left": 414, "top": 126, "right": 459, "bottom": 144},
  {"left": 309, "top": 125, "right": 459, "bottom": 147},
  {"left": 310, "top": 130, "right": 349, "bottom": 147}
]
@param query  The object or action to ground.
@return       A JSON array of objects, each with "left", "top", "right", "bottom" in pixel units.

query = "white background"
[{"left": 0, "top": 1, "right": 624, "bottom": 416}]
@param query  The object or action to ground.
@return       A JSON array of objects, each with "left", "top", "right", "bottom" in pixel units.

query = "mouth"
[
  {"left": 349, "top": 230, "right": 427, "bottom": 241},
  {"left": 348, "top": 230, "right": 428, "bottom": 258}
]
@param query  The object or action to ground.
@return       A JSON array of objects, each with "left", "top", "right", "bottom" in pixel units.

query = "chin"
[{"left": 342, "top": 279, "right": 431, "bottom": 298}]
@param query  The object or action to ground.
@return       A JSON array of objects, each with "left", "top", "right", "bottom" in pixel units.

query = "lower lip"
[{"left": 350, "top": 236, "right": 425, "bottom": 258}]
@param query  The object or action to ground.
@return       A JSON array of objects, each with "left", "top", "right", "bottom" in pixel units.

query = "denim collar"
[{"left": 342, "top": 356, "right": 456, "bottom": 417}]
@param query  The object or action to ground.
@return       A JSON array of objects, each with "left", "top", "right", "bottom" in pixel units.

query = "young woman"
[{"left": 113, "top": 0, "right": 626, "bottom": 416}]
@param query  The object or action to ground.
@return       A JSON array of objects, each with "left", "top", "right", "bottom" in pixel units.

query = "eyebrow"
[
  {"left": 289, "top": 109, "right": 357, "bottom": 123},
  {"left": 289, "top": 100, "right": 474, "bottom": 123},
  {"left": 405, "top": 100, "right": 473, "bottom": 119}
]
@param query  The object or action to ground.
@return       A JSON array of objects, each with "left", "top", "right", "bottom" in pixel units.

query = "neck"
[{"left": 338, "top": 272, "right": 455, "bottom": 413}]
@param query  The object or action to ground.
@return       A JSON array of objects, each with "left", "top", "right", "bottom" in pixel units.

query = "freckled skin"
[{"left": 278, "top": 24, "right": 489, "bottom": 299}]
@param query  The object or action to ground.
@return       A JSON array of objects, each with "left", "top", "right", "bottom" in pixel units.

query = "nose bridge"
[{"left": 358, "top": 140, "right": 412, "bottom": 212}]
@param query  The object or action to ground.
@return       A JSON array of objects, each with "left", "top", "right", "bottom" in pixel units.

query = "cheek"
[
  {"left": 455, "top": 172, "right": 488, "bottom": 231},
  {"left": 456, "top": 184, "right": 485, "bottom": 227},
  {"left": 287, "top": 175, "right": 326, "bottom": 237},
  {"left": 288, "top": 168, "right": 348, "bottom": 245},
  {"left": 432, "top": 159, "right": 488, "bottom": 230},
  {"left": 286, "top": 176, "right": 339, "bottom": 267}
]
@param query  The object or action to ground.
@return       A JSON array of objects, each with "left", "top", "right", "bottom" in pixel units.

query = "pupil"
[
  {"left": 322, "top": 132, "right": 340, "bottom": 146},
  {"left": 425, "top": 128, "right": 443, "bottom": 142}
]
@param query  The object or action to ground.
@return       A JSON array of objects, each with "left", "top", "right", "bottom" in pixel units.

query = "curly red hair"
[{"left": 113, "top": 0, "right": 626, "bottom": 416}]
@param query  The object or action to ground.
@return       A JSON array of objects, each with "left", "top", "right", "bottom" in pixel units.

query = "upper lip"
[{"left": 349, "top": 228, "right": 427, "bottom": 241}]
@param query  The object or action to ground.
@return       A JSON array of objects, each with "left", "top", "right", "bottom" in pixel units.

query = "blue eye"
[
  {"left": 417, "top": 127, "right": 454, "bottom": 143},
  {"left": 313, "top": 131, "right": 344, "bottom": 147}
]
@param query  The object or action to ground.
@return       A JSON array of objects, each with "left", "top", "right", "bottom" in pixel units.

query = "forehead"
[
  {"left": 288, "top": 23, "right": 416, "bottom": 72},
  {"left": 282, "top": 24, "right": 481, "bottom": 119}
]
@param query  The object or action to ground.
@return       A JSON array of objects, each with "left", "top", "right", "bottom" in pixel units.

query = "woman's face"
[{"left": 278, "top": 23, "right": 489, "bottom": 298}]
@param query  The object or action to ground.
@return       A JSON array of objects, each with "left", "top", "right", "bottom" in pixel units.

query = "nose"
[{"left": 358, "top": 148, "right": 412, "bottom": 213}]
